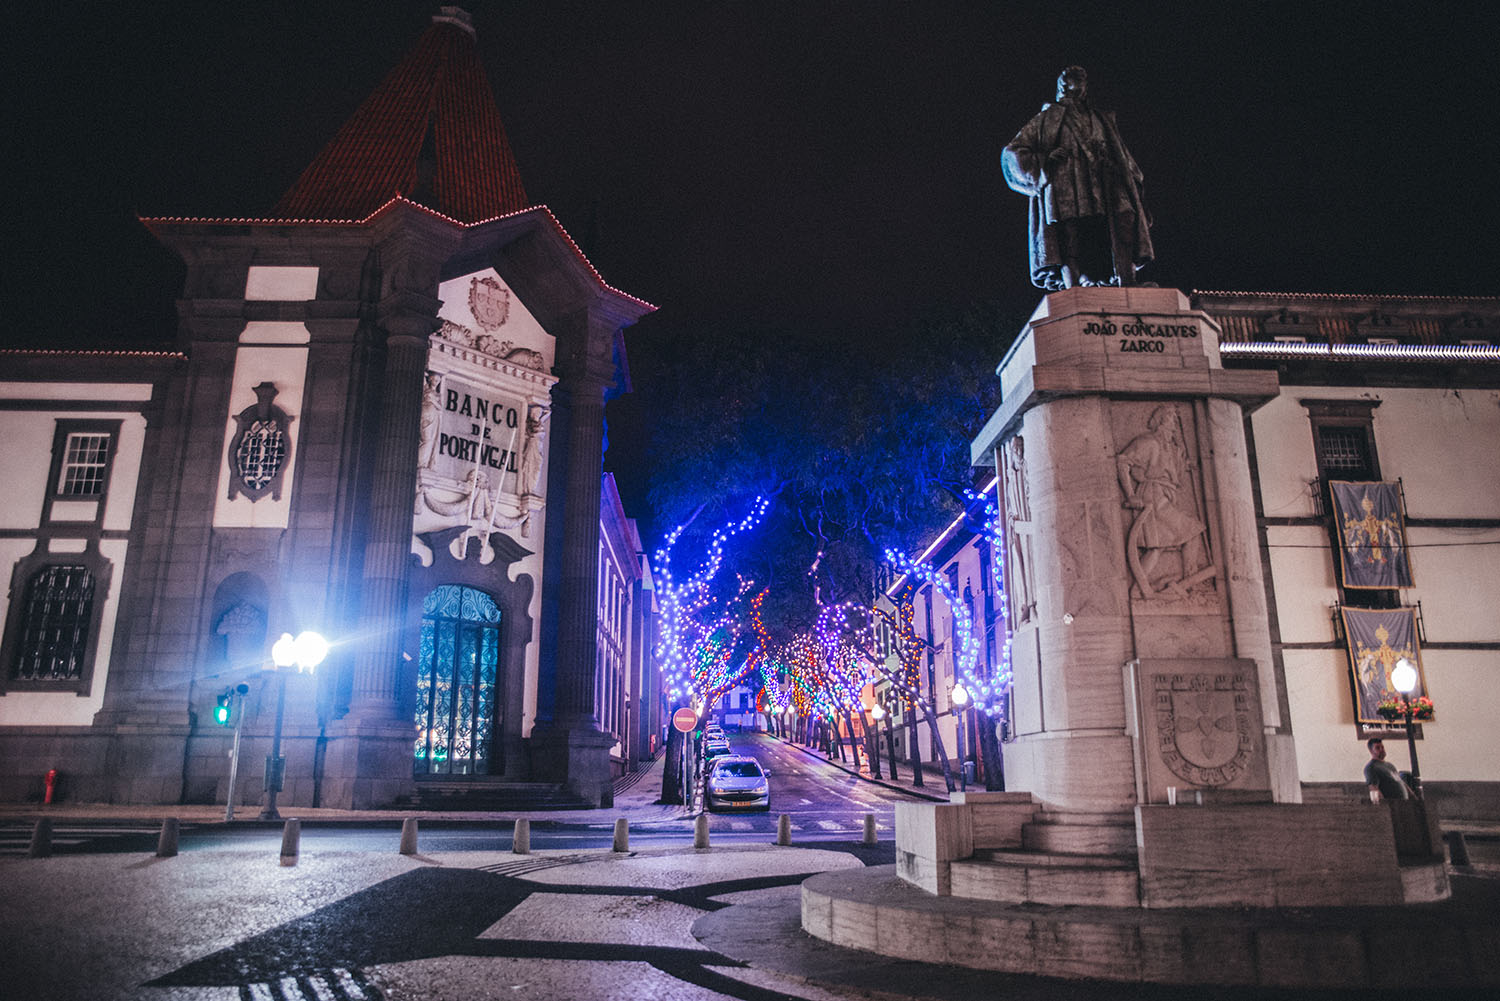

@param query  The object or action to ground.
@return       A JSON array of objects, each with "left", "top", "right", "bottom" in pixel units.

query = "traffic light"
[{"left": 213, "top": 690, "right": 233, "bottom": 726}]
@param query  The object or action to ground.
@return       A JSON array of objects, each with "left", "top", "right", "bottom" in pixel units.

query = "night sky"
[{"left": 11, "top": 2, "right": 1499, "bottom": 530}]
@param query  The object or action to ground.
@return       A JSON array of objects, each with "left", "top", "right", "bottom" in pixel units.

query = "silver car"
[{"left": 705, "top": 755, "right": 770, "bottom": 811}]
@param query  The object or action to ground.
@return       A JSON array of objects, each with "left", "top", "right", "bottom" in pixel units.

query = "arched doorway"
[{"left": 413, "top": 584, "right": 501, "bottom": 776}]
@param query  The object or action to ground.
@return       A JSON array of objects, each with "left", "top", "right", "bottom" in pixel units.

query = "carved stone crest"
[
  {"left": 1154, "top": 673, "right": 1254, "bottom": 787},
  {"left": 469, "top": 276, "right": 511, "bottom": 331},
  {"left": 227, "top": 382, "right": 291, "bottom": 502}
]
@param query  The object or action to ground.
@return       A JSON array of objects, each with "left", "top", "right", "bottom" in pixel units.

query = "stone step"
[
  {"left": 411, "top": 781, "right": 592, "bottom": 811},
  {"left": 950, "top": 852, "right": 1141, "bottom": 907},
  {"left": 1022, "top": 817, "right": 1137, "bottom": 855}
]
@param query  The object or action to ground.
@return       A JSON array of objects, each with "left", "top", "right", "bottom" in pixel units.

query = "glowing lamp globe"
[
  {"left": 1391, "top": 659, "right": 1418, "bottom": 696},
  {"left": 951, "top": 683, "right": 970, "bottom": 707}
]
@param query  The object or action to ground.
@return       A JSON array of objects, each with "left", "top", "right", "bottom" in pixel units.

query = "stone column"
[
  {"left": 326, "top": 214, "right": 456, "bottom": 808},
  {"left": 528, "top": 308, "right": 621, "bottom": 806}
]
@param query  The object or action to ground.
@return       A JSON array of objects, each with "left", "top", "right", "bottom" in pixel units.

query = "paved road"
[{"left": 1, "top": 731, "right": 931, "bottom": 858}]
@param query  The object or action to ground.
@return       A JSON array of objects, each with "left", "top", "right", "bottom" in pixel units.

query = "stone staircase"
[
  {"left": 949, "top": 805, "right": 1142, "bottom": 906},
  {"left": 411, "top": 780, "right": 592, "bottom": 811}
]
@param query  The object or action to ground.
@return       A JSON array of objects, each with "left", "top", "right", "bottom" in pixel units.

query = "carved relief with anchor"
[{"left": 1115, "top": 403, "right": 1216, "bottom": 602}]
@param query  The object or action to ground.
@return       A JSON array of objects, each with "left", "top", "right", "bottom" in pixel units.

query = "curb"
[{"left": 769, "top": 733, "right": 949, "bottom": 803}]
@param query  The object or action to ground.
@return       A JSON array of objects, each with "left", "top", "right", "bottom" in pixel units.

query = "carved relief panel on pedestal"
[{"left": 1113, "top": 402, "right": 1217, "bottom": 603}]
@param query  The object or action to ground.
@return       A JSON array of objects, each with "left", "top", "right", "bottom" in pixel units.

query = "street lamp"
[
  {"left": 867, "top": 702, "right": 885, "bottom": 779},
  {"left": 259, "top": 631, "right": 328, "bottom": 820},
  {"left": 951, "top": 683, "right": 971, "bottom": 791},
  {"left": 1391, "top": 657, "right": 1422, "bottom": 798}
]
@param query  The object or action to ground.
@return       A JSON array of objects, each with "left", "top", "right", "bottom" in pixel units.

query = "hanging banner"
[
  {"left": 1340, "top": 605, "right": 1428, "bottom": 726},
  {"left": 1329, "top": 480, "right": 1414, "bottom": 588}
]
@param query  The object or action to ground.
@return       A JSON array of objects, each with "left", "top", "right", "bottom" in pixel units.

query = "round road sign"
[{"left": 672, "top": 707, "right": 698, "bottom": 733}]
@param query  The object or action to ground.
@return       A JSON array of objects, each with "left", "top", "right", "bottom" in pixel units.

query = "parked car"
[
  {"left": 704, "top": 723, "right": 724, "bottom": 739},
  {"left": 705, "top": 755, "right": 770, "bottom": 811},
  {"left": 704, "top": 737, "right": 732, "bottom": 761}
]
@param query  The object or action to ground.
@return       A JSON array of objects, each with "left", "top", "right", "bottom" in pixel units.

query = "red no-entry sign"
[{"left": 672, "top": 707, "right": 698, "bottom": 733}]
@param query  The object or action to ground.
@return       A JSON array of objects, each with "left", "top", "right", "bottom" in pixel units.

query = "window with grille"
[
  {"left": 1316, "top": 426, "right": 1376, "bottom": 479},
  {"left": 413, "top": 584, "right": 501, "bottom": 776},
  {"left": 11, "top": 566, "right": 95, "bottom": 682},
  {"left": 57, "top": 433, "right": 111, "bottom": 496}
]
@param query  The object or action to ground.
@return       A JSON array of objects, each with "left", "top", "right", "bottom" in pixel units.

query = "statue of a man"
[{"left": 1002, "top": 66, "right": 1154, "bottom": 290}]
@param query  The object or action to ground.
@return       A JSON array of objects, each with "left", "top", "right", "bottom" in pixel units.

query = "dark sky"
[{"left": 10, "top": 2, "right": 1499, "bottom": 526}]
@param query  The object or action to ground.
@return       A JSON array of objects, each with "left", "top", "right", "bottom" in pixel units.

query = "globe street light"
[
  {"left": 951, "top": 683, "right": 971, "bottom": 791},
  {"left": 259, "top": 631, "right": 328, "bottom": 820},
  {"left": 1391, "top": 657, "right": 1422, "bottom": 798}
]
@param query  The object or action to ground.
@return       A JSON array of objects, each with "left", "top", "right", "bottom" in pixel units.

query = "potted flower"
[{"left": 1375, "top": 695, "right": 1435, "bottom": 721}]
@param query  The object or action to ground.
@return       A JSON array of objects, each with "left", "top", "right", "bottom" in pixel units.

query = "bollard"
[
  {"left": 279, "top": 818, "right": 300, "bottom": 867},
  {"left": 1445, "top": 830, "right": 1471, "bottom": 866},
  {"left": 399, "top": 817, "right": 419, "bottom": 856},
  {"left": 27, "top": 818, "right": 52, "bottom": 858},
  {"left": 776, "top": 813, "right": 791, "bottom": 847},
  {"left": 612, "top": 817, "right": 629, "bottom": 853},
  {"left": 862, "top": 813, "right": 877, "bottom": 846},
  {"left": 512, "top": 817, "right": 531, "bottom": 854},
  {"left": 694, "top": 813, "right": 710, "bottom": 849},
  {"left": 156, "top": 817, "right": 179, "bottom": 857}
]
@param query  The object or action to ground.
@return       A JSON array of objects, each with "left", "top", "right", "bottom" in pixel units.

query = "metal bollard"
[
  {"left": 612, "top": 817, "right": 629, "bottom": 853},
  {"left": 862, "top": 813, "right": 877, "bottom": 846},
  {"left": 27, "top": 818, "right": 52, "bottom": 858},
  {"left": 1445, "top": 830, "right": 1471, "bottom": 866},
  {"left": 776, "top": 813, "right": 791, "bottom": 846},
  {"left": 694, "top": 813, "right": 710, "bottom": 849},
  {"left": 512, "top": 817, "right": 531, "bottom": 854},
  {"left": 279, "top": 818, "right": 300, "bottom": 867},
  {"left": 399, "top": 818, "right": 419, "bottom": 856},
  {"left": 156, "top": 817, "right": 179, "bottom": 857}
]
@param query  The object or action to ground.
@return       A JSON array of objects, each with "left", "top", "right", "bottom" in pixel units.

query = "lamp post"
[
  {"left": 1391, "top": 657, "right": 1422, "bottom": 799},
  {"left": 951, "top": 683, "right": 970, "bottom": 791},
  {"left": 259, "top": 631, "right": 328, "bottom": 820}
]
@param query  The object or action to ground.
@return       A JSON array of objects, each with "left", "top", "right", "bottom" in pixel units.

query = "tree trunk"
[
  {"left": 660, "top": 725, "right": 684, "bottom": 805},
  {"left": 906, "top": 711, "right": 924, "bottom": 786},
  {"left": 919, "top": 700, "right": 956, "bottom": 793},
  {"left": 843, "top": 710, "right": 862, "bottom": 772},
  {"left": 883, "top": 712, "right": 900, "bottom": 781},
  {"left": 976, "top": 706, "right": 1005, "bottom": 791},
  {"left": 859, "top": 709, "right": 880, "bottom": 778}
]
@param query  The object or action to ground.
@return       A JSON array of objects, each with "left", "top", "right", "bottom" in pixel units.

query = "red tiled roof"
[{"left": 272, "top": 13, "right": 528, "bottom": 223}]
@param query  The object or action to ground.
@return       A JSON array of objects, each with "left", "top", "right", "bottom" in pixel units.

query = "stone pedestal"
[
  {"left": 527, "top": 724, "right": 615, "bottom": 807},
  {"left": 971, "top": 288, "right": 1285, "bottom": 811},
  {"left": 319, "top": 720, "right": 417, "bottom": 809}
]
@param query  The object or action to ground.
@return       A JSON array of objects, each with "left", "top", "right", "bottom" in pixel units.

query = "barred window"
[
  {"left": 12, "top": 566, "right": 95, "bottom": 682},
  {"left": 1317, "top": 426, "right": 1375, "bottom": 479},
  {"left": 57, "top": 433, "right": 111, "bottom": 496}
]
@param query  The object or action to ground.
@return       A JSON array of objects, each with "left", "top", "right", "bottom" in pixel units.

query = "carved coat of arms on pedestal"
[{"left": 1130, "top": 659, "right": 1272, "bottom": 802}]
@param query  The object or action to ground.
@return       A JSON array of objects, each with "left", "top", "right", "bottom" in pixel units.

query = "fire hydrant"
[{"left": 44, "top": 768, "right": 58, "bottom": 805}]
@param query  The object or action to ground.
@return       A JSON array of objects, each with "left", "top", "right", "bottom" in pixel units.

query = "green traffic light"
[{"left": 213, "top": 692, "right": 232, "bottom": 726}]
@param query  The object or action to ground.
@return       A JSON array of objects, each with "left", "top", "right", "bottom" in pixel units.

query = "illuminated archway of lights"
[{"left": 653, "top": 498, "right": 770, "bottom": 705}]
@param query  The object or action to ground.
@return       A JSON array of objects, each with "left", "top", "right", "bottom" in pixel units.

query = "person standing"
[{"left": 1364, "top": 737, "right": 1412, "bottom": 802}]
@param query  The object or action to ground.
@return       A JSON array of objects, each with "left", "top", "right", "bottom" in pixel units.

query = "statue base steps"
[
  {"left": 800, "top": 863, "right": 1492, "bottom": 990},
  {"left": 848, "top": 794, "right": 1463, "bottom": 986}
]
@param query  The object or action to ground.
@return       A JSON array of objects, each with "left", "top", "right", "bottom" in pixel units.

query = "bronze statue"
[{"left": 1002, "top": 66, "right": 1153, "bottom": 290}]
